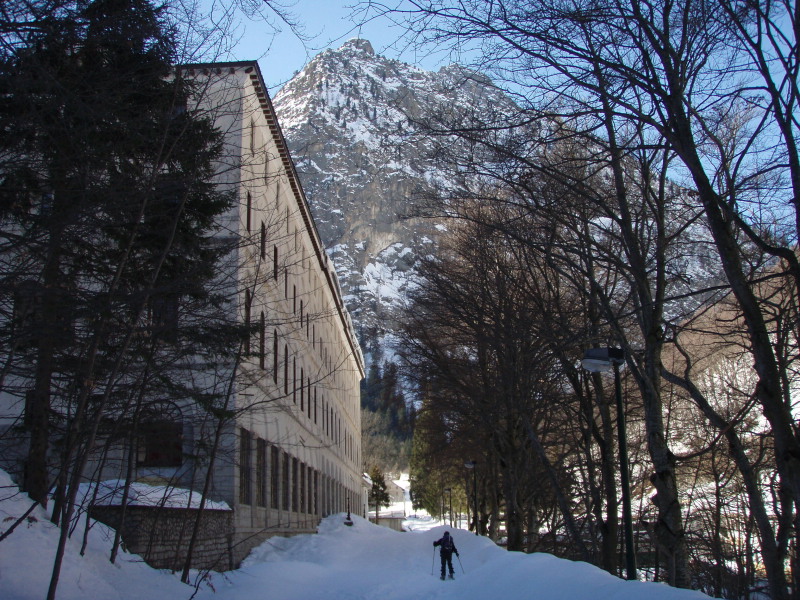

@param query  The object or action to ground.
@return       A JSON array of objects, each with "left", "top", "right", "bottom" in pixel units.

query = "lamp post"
[
  {"left": 344, "top": 496, "right": 353, "bottom": 527},
  {"left": 582, "top": 347, "right": 637, "bottom": 581},
  {"left": 464, "top": 460, "right": 478, "bottom": 535}
]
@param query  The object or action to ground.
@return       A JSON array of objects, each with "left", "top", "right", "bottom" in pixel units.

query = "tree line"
[{"left": 365, "top": 1, "right": 800, "bottom": 598}]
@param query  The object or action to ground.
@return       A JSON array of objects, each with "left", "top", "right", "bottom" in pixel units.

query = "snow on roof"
[{"left": 85, "top": 480, "right": 230, "bottom": 511}]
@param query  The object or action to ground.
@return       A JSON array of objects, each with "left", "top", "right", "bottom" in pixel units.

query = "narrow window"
[
  {"left": 260, "top": 221, "right": 266, "bottom": 259},
  {"left": 300, "top": 462, "right": 306, "bottom": 514},
  {"left": 271, "top": 445, "right": 280, "bottom": 509},
  {"left": 292, "top": 357, "right": 297, "bottom": 404},
  {"left": 246, "top": 191, "right": 252, "bottom": 233},
  {"left": 273, "top": 331, "right": 279, "bottom": 383},
  {"left": 259, "top": 312, "right": 266, "bottom": 369},
  {"left": 273, "top": 245, "right": 278, "bottom": 280},
  {"left": 250, "top": 118, "right": 255, "bottom": 154},
  {"left": 300, "top": 367, "right": 304, "bottom": 411},
  {"left": 239, "top": 428, "right": 252, "bottom": 505},
  {"left": 313, "top": 470, "right": 319, "bottom": 515},
  {"left": 244, "top": 289, "right": 251, "bottom": 355},
  {"left": 292, "top": 457, "right": 299, "bottom": 512},
  {"left": 256, "top": 438, "right": 267, "bottom": 507},
  {"left": 282, "top": 452, "right": 290, "bottom": 510},
  {"left": 284, "top": 347, "right": 289, "bottom": 394}
]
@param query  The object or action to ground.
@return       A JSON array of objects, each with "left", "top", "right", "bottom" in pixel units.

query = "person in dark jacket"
[{"left": 433, "top": 531, "right": 459, "bottom": 580}]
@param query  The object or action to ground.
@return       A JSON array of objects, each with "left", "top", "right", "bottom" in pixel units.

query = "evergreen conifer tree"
[
  {"left": 0, "top": 0, "right": 237, "bottom": 527},
  {"left": 367, "top": 465, "right": 391, "bottom": 522}
]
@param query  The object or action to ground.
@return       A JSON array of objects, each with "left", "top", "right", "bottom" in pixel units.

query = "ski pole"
[
  {"left": 431, "top": 547, "right": 435, "bottom": 576},
  {"left": 456, "top": 553, "right": 465, "bottom": 574}
]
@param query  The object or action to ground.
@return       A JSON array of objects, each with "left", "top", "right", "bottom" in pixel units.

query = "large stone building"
[
  {"left": 180, "top": 60, "right": 366, "bottom": 564},
  {"left": 0, "top": 60, "right": 366, "bottom": 570}
]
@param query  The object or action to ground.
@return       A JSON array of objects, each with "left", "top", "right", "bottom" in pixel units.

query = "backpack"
[{"left": 441, "top": 536, "right": 454, "bottom": 552}]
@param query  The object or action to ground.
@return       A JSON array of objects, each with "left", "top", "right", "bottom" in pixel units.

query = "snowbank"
[
  {"left": 0, "top": 468, "right": 717, "bottom": 600},
  {"left": 0, "top": 470, "right": 192, "bottom": 600}
]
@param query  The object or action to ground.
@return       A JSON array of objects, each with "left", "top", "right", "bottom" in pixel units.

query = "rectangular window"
[
  {"left": 250, "top": 118, "right": 255, "bottom": 154},
  {"left": 256, "top": 438, "right": 267, "bottom": 507},
  {"left": 300, "top": 368, "right": 304, "bottom": 411},
  {"left": 273, "top": 331, "right": 279, "bottom": 383},
  {"left": 282, "top": 451, "right": 290, "bottom": 511},
  {"left": 292, "top": 457, "right": 299, "bottom": 512},
  {"left": 273, "top": 246, "right": 278, "bottom": 280},
  {"left": 284, "top": 347, "right": 289, "bottom": 394},
  {"left": 271, "top": 445, "right": 280, "bottom": 509},
  {"left": 300, "top": 462, "right": 306, "bottom": 514},
  {"left": 259, "top": 312, "right": 266, "bottom": 369},
  {"left": 313, "top": 470, "right": 319, "bottom": 515},
  {"left": 246, "top": 191, "right": 252, "bottom": 233},
  {"left": 239, "top": 428, "right": 252, "bottom": 505},
  {"left": 244, "top": 289, "right": 251, "bottom": 347},
  {"left": 292, "top": 357, "right": 297, "bottom": 404},
  {"left": 260, "top": 222, "right": 266, "bottom": 259}
]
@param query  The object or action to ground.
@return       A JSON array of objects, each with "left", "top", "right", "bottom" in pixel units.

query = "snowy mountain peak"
[
  {"left": 340, "top": 37, "right": 375, "bottom": 55},
  {"left": 273, "top": 40, "right": 516, "bottom": 356}
]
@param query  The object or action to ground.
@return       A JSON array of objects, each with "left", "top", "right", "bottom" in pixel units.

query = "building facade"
[
  {"left": 0, "top": 60, "right": 366, "bottom": 569},
  {"left": 187, "top": 61, "right": 366, "bottom": 564}
]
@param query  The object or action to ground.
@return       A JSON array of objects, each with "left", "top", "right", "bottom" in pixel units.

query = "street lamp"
[
  {"left": 464, "top": 460, "right": 478, "bottom": 536},
  {"left": 344, "top": 496, "right": 353, "bottom": 527},
  {"left": 582, "top": 347, "right": 637, "bottom": 581}
]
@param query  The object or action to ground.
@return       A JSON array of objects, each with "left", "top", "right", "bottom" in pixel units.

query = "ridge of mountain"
[{"left": 272, "top": 38, "right": 514, "bottom": 358}]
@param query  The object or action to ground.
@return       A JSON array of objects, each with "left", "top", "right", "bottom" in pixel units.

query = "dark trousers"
[{"left": 440, "top": 551, "right": 454, "bottom": 577}]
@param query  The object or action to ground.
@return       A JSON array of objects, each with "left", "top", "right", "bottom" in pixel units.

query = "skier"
[{"left": 433, "top": 531, "right": 459, "bottom": 580}]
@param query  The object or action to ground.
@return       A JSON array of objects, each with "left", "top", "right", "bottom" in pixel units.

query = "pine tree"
[
  {"left": 0, "top": 0, "right": 237, "bottom": 527},
  {"left": 367, "top": 465, "right": 391, "bottom": 522}
]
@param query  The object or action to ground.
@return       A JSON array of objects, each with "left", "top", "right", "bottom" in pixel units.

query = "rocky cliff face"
[
  {"left": 273, "top": 39, "right": 514, "bottom": 354},
  {"left": 272, "top": 39, "right": 723, "bottom": 360}
]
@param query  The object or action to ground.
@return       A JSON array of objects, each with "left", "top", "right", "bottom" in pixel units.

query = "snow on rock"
[
  {"left": 85, "top": 480, "right": 230, "bottom": 511},
  {"left": 0, "top": 470, "right": 191, "bottom": 600}
]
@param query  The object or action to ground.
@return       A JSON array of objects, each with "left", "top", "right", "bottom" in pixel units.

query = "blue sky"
[{"left": 214, "top": 1, "right": 449, "bottom": 91}]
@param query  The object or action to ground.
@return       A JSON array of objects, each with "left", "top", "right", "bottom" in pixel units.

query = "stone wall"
[
  {"left": 369, "top": 515, "right": 405, "bottom": 532},
  {"left": 91, "top": 505, "right": 234, "bottom": 571}
]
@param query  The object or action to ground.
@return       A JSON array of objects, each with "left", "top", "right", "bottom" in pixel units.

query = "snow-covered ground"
[{"left": 0, "top": 469, "right": 717, "bottom": 600}]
